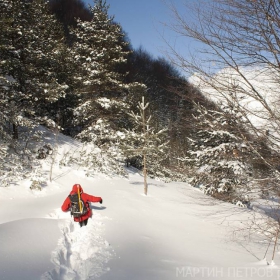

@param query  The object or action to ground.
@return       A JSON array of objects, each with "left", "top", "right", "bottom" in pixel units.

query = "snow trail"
[{"left": 42, "top": 209, "right": 113, "bottom": 280}]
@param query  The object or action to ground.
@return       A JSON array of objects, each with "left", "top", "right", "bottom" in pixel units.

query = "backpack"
[{"left": 68, "top": 193, "right": 88, "bottom": 218}]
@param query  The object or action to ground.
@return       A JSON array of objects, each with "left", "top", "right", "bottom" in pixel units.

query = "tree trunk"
[
  {"left": 272, "top": 227, "right": 279, "bottom": 262},
  {"left": 141, "top": 96, "right": 148, "bottom": 195},
  {"left": 143, "top": 153, "right": 148, "bottom": 195},
  {"left": 12, "top": 123, "right": 18, "bottom": 139}
]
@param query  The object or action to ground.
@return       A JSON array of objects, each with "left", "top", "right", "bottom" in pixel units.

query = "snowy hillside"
[
  {"left": 189, "top": 66, "right": 280, "bottom": 131},
  {"left": 0, "top": 130, "right": 280, "bottom": 280}
]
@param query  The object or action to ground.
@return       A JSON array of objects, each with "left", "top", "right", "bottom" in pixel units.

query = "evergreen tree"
[
  {"left": 0, "top": 0, "right": 70, "bottom": 136},
  {"left": 125, "top": 47, "right": 199, "bottom": 174},
  {"left": 122, "top": 96, "right": 168, "bottom": 195},
  {"left": 0, "top": 0, "right": 72, "bottom": 185},
  {"left": 71, "top": 0, "right": 129, "bottom": 94},
  {"left": 70, "top": 0, "right": 145, "bottom": 144},
  {"left": 184, "top": 104, "right": 253, "bottom": 204},
  {"left": 49, "top": 0, "right": 92, "bottom": 30},
  {"left": 0, "top": 0, "right": 15, "bottom": 140}
]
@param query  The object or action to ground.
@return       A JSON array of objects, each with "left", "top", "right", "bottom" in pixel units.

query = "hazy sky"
[{"left": 84, "top": 0, "right": 178, "bottom": 59}]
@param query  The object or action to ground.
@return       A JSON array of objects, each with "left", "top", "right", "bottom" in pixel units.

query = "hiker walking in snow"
[{"left": 61, "top": 184, "right": 103, "bottom": 227}]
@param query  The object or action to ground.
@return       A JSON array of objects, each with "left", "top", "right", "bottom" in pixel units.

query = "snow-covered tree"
[
  {"left": 182, "top": 103, "right": 254, "bottom": 204},
  {"left": 71, "top": 0, "right": 129, "bottom": 94},
  {"left": 122, "top": 96, "right": 168, "bottom": 195},
  {"left": 0, "top": 0, "right": 70, "bottom": 136},
  {"left": 166, "top": 0, "right": 280, "bottom": 196},
  {"left": 70, "top": 0, "right": 145, "bottom": 148},
  {"left": 0, "top": 0, "right": 71, "bottom": 185}
]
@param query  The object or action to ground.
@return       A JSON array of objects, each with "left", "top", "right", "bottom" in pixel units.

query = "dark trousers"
[{"left": 79, "top": 219, "right": 88, "bottom": 227}]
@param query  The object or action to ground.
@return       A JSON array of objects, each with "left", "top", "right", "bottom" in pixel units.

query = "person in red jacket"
[{"left": 61, "top": 183, "right": 103, "bottom": 227}]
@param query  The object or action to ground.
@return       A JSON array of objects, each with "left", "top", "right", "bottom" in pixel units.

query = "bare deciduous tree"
[
  {"left": 165, "top": 0, "right": 280, "bottom": 188},
  {"left": 164, "top": 0, "right": 280, "bottom": 260}
]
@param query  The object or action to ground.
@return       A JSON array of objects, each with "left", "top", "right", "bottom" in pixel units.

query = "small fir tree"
[{"left": 122, "top": 96, "right": 168, "bottom": 195}]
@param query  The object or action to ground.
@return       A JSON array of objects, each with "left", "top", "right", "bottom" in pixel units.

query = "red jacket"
[{"left": 61, "top": 184, "right": 102, "bottom": 222}]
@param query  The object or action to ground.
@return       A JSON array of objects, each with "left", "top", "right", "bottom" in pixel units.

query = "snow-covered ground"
[{"left": 1, "top": 130, "right": 280, "bottom": 280}]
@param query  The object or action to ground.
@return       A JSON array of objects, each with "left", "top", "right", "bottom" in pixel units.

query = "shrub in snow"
[
  {"left": 29, "top": 180, "right": 42, "bottom": 191},
  {"left": 235, "top": 201, "right": 246, "bottom": 207},
  {"left": 37, "top": 144, "right": 53, "bottom": 159},
  {"left": 59, "top": 144, "right": 127, "bottom": 177},
  {"left": 147, "top": 164, "right": 191, "bottom": 183},
  {"left": 0, "top": 124, "right": 50, "bottom": 187}
]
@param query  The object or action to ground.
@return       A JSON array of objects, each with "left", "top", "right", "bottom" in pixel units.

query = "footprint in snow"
[{"left": 41, "top": 211, "right": 112, "bottom": 280}]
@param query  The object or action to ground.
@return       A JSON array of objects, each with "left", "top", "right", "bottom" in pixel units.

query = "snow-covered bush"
[{"left": 59, "top": 144, "right": 127, "bottom": 177}]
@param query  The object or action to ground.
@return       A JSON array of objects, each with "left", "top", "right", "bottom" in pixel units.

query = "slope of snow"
[
  {"left": 1, "top": 130, "right": 280, "bottom": 280},
  {"left": 189, "top": 67, "right": 280, "bottom": 131}
]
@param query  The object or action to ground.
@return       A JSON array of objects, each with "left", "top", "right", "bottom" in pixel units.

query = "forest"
[{"left": 1, "top": 0, "right": 280, "bottom": 208}]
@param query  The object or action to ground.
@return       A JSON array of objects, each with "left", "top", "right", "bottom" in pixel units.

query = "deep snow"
[{"left": 1, "top": 130, "right": 280, "bottom": 280}]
